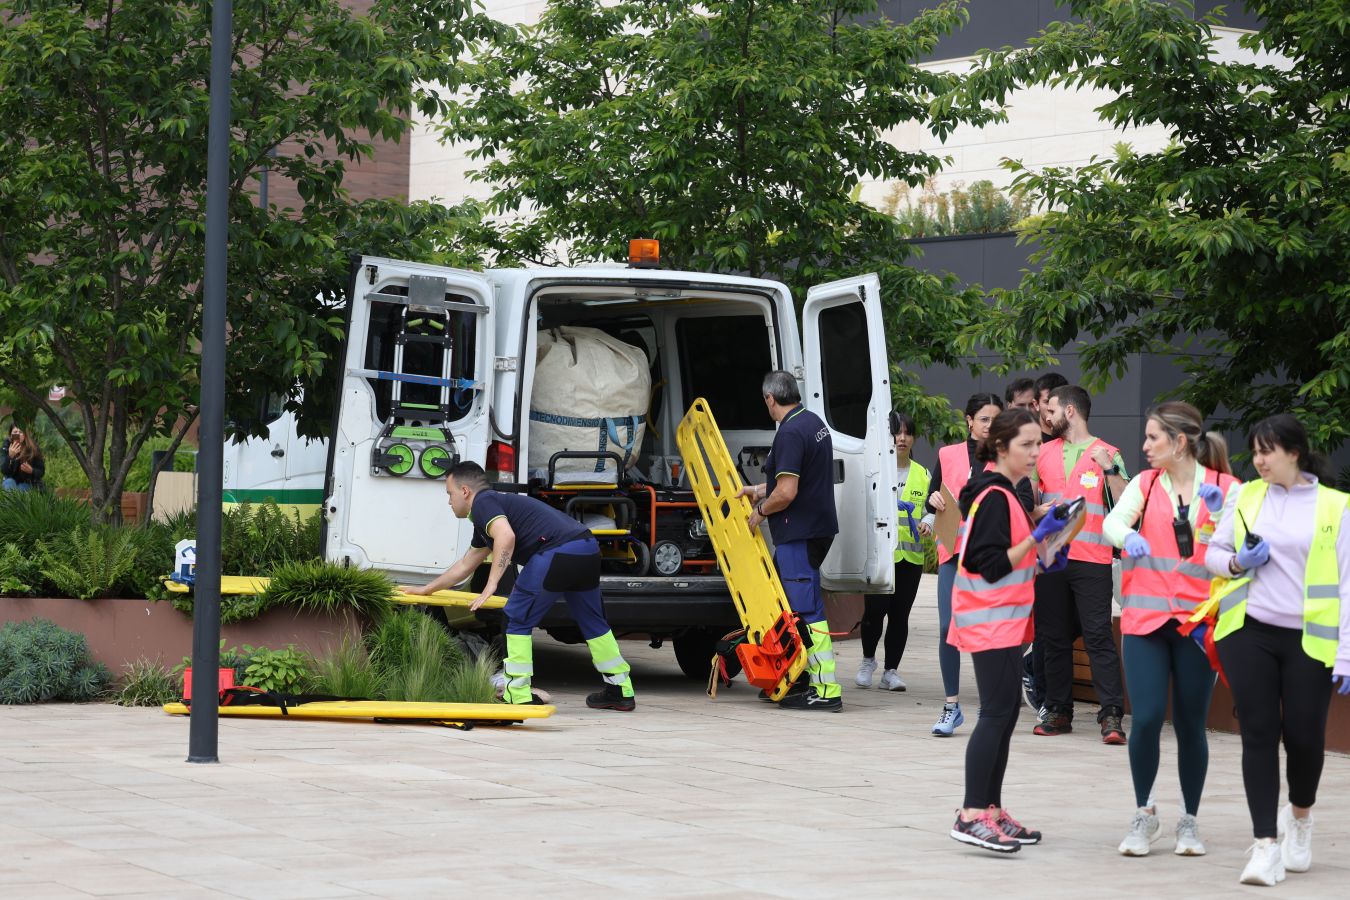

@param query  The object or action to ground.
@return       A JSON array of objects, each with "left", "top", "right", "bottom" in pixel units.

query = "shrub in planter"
[
  {"left": 0, "top": 489, "right": 93, "bottom": 554},
  {"left": 221, "top": 502, "right": 320, "bottom": 574},
  {"left": 114, "top": 657, "right": 179, "bottom": 707},
  {"left": 0, "top": 542, "right": 42, "bottom": 596},
  {"left": 240, "top": 645, "right": 312, "bottom": 693},
  {"left": 0, "top": 618, "right": 110, "bottom": 703},
  {"left": 37, "top": 526, "right": 140, "bottom": 600},
  {"left": 310, "top": 611, "right": 494, "bottom": 703},
  {"left": 260, "top": 559, "right": 395, "bottom": 621}
]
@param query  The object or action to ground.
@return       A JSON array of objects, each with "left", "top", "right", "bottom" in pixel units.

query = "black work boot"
[{"left": 586, "top": 684, "right": 636, "bottom": 711}]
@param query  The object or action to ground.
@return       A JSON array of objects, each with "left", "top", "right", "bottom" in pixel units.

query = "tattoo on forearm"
[{"left": 494, "top": 547, "right": 511, "bottom": 575}]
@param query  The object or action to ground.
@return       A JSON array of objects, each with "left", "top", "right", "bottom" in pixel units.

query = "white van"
[{"left": 274, "top": 253, "right": 897, "bottom": 676}]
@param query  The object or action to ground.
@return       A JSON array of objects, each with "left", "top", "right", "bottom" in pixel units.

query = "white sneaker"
[
  {"left": 1174, "top": 814, "right": 1205, "bottom": 856},
  {"left": 879, "top": 669, "right": 907, "bottom": 691},
  {"left": 1278, "top": 804, "right": 1313, "bottom": 873},
  {"left": 1118, "top": 808, "right": 1162, "bottom": 856},
  {"left": 1240, "top": 839, "right": 1286, "bottom": 886},
  {"left": 491, "top": 670, "right": 507, "bottom": 696},
  {"left": 855, "top": 657, "right": 877, "bottom": 688}
]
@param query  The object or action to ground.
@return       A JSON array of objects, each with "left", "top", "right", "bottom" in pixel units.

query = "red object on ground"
[{"left": 182, "top": 667, "right": 235, "bottom": 701}]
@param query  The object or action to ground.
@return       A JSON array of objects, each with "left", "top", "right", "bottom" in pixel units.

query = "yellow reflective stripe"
[{"left": 953, "top": 604, "right": 1032, "bottom": 628}]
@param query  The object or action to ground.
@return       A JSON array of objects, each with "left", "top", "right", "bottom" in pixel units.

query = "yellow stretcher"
[
  {"left": 675, "top": 398, "right": 807, "bottom": 701},
  {"left": 162, "top": 699, "right": 554, "bottom": 728},
  {"left": 163, "top": 575, "right": 507, "bottom": 610}
]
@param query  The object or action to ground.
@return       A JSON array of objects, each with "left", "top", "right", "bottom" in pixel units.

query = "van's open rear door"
[
  {"left": 802, "top": 274, "right": 897, "bottom": 593},
  {"left": 324, "top": 258, "right": 494, "bottom": 578}
]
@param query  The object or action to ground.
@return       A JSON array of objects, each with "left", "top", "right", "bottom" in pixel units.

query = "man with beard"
[{"left": 1032, "top": 385, "right": 1129, "bottom": 743}]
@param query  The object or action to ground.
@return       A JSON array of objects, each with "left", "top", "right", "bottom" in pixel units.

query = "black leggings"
[
  {"left": 964, "top": 645, "right": 1023, "bottom": 810},
  {"left": 1216, "top": 617, "right": 1335, "bottom": 839},
  {"left": 861, "top": 560, "right": 923, "bottom": 669}
]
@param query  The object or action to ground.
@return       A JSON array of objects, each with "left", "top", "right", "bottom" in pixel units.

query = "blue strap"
[{"left": 528, "top": 411, "right": 643, "bottom": 471}]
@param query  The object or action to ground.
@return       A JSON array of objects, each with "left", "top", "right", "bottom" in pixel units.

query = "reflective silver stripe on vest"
[
  {"left": 1175, "top": 561, "right": 1211, "bottom": 580},
  {"left": 1307, "top": 584, "right": 1340, "bottom": 600},
  {"left": 1042, "top": 491, "right": 1063, "bottom": 503},
  {"left": 1073, "top": 530, "right": 1111, "bottom": 546},
  {"left": 898, "top": 539, "right": 923, "bottom": 553},
  {"left": 954, "top": 566, "right": 1036, "bottom": 593},
  {"left": 1121, "top": 594, "right": 1200, "bottom": 612},
  {"left": 1218, "top": 583, "right": 1249, "bottom": 614},
  {"left": 953, "top": 603, "right": 1033, "bottom": 629},
  {"left": 1305, "top": 622, "right": 1339, "bottom": 641}
]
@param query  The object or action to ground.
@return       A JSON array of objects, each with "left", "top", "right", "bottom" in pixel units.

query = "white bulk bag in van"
[{"left": 528, "top": 327, "right": 650, "bottom": 484}]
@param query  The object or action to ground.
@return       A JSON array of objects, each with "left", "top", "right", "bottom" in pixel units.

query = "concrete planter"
[{"left": 0, "top": 597, "right": 363, "bottom": 672}]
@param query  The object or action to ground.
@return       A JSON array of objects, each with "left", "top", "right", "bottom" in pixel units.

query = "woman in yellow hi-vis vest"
[
  {"left": 857, "top": 412, "right": 930, "bottom": 691},
  {"left": 1204, "top": 414, "right": 1350, "bottom": 887}
]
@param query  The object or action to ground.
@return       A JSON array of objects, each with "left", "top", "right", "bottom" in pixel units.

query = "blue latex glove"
[
  {"left": 1334, "top": 674, "right": 1350, "bottom": 696},
  {"left": 1196, "top": 482, "right": 1224, "bottom": 514},
  {"left": 1236, "top": 538, "right": 1271, "bottom": 571},
  {"left": 896, "top": 500, "right": 916, "bottom": 515},
  {"left": 1189, "top": 621, "right": 1209, "bottom": 653},
  {"left": 1123, "top": 532, "right": 1151, "bottom": 558},
  {"left": 1041, "top": 545, "right": 1069, "bottom": 573},
  {"left": 1031, "top": 504, "right": 1067, "bottom": 542}
]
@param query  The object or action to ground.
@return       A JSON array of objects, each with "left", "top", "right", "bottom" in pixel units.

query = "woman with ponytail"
[{"left": 1102, "top": 402, "right": 1239, "bottom": 859}]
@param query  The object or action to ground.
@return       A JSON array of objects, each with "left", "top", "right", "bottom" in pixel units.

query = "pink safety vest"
[
  {"left": 947, "top": 484, "right": 1037, "bottom": 652},
  {"left": 1036, "top": 437, "right": 1120, "bottom": 565},
  {"left": 936, "top": 442, "right": 993, "bottom": 566},
  {"left": 1119, "top": 467, "right": 1240, "bottom": 636}
]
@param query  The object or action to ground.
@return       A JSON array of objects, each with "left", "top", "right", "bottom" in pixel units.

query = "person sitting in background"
[{"left": 1, "top": 423, "right": 44, "bottom": 491}]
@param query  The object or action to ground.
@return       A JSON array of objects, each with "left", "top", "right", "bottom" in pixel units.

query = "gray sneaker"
[
  {"left": 1118, "top": 808, "right": 1162, "bottom": 856},
  {"left": 1174, "top": 814, "right": 1205, "bottom": 856}
]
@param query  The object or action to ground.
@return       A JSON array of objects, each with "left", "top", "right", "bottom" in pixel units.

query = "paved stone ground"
[{"left": 2, "top": 576, "right": 1346, "bottom": 898}]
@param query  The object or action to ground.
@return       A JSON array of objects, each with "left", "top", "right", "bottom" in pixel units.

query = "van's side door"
[
  {"left": 801, "top": 274, "right": 898, "bottom": 593},
  {"left": 324, "top": 258, "right": 494, "bottom": 578}
]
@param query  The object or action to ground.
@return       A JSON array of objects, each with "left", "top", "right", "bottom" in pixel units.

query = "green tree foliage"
[
  {"left": 0, "top": 0, "right": 498, "bottom": 519},
  {"left": 446, "top": 0, "right": 1010, "bottom": 440},
  {"left": 952, "top": 0, "right": 1350, "bottom": 450}
]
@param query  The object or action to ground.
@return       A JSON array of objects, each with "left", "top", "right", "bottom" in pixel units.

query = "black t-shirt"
[
  {"left": 959, "top": 471, "right": 1035, "bottom": 583},
  {"left": 469, "top": 490, "right": 591, "bottom": 566},
  {"left": 763, "top": 405, "right": 838, "bottom": 543}
]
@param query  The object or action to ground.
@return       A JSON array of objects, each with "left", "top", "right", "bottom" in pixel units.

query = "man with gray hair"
[{"left": 736, "top": 370, "right": 842, "bottom": 711}]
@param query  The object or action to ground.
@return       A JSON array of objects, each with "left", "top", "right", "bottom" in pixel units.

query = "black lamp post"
[{"left": 188, "top": 0, "right": 232, "bottom": 764}]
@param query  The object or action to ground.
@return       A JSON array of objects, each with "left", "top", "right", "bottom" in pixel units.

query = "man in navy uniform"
[
  {"left": 403, "top": 461, "right": 636, "bottom": 710},
  {"left": 738, "top": 370, "right": 842, "bottom": 711}
]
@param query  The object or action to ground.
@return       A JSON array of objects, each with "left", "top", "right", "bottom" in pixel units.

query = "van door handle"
[{"left": 271, "top": 446, "right": 285, "bottom": 458}]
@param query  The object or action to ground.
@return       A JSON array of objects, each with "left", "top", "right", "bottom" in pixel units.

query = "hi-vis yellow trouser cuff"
[
  {"left": 807, "top": 624, "right": 841, "bottom": 699},
  {"left": 586, "top": 630, "right": 634, "bottom": 698},
  {"left": 504, "top": 633, "right": 535, "bottom": 704}
]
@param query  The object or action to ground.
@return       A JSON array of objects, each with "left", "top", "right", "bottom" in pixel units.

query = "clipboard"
[
  {"left": 1038, "top": 497, "right": 1087, "bottom": 568},
  {"left": 934, "top": 485, "right": 961, "bottom": 554}
]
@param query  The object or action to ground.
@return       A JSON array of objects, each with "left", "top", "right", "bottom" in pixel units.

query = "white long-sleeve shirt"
[{"left": 1204, "top": 474, "right": 1350, "bottom": 678}]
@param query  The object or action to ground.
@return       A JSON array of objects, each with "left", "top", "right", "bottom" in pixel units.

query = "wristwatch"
[
  {"left": 1104, "top": 464, "right": 1121, "bottom": 476},
  {"left": 1228, "top": 557, "right": 1244, "bottom": 577},
  {"left": 756, "top": 501, "right": 768, "bottom": 517}
]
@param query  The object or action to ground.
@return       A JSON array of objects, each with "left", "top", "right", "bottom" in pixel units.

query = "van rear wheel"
[{"left": 672, "top": 627, "right": 741, "bottom": 681}]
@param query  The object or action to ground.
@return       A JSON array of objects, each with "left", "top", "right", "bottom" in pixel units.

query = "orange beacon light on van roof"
[{"left": 628, "top": 239, "right": 660, "bottom": 268}]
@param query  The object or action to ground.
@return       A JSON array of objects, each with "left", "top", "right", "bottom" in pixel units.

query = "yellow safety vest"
[
  {"left": 895, "top": 462, "right": 931, "bottom": 566},
  {"left": 1212, "top": 479, "right": 1348, "bottom": 666}
]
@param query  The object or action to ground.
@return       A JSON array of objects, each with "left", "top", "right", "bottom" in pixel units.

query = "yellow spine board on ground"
[
  {"left": 162, "top": 700, "right": 553, "bottom": 722},
  {"left": 676, "top": 398, "right": 806, "bottom": 700},
  {"left": 162, "top": 576, "right": 506, "bottom": 610}
]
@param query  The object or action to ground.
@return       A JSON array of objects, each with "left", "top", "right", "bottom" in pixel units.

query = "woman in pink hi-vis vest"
[{"left": 926, "top": 392, "right": 1005, "bottom": 736}]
